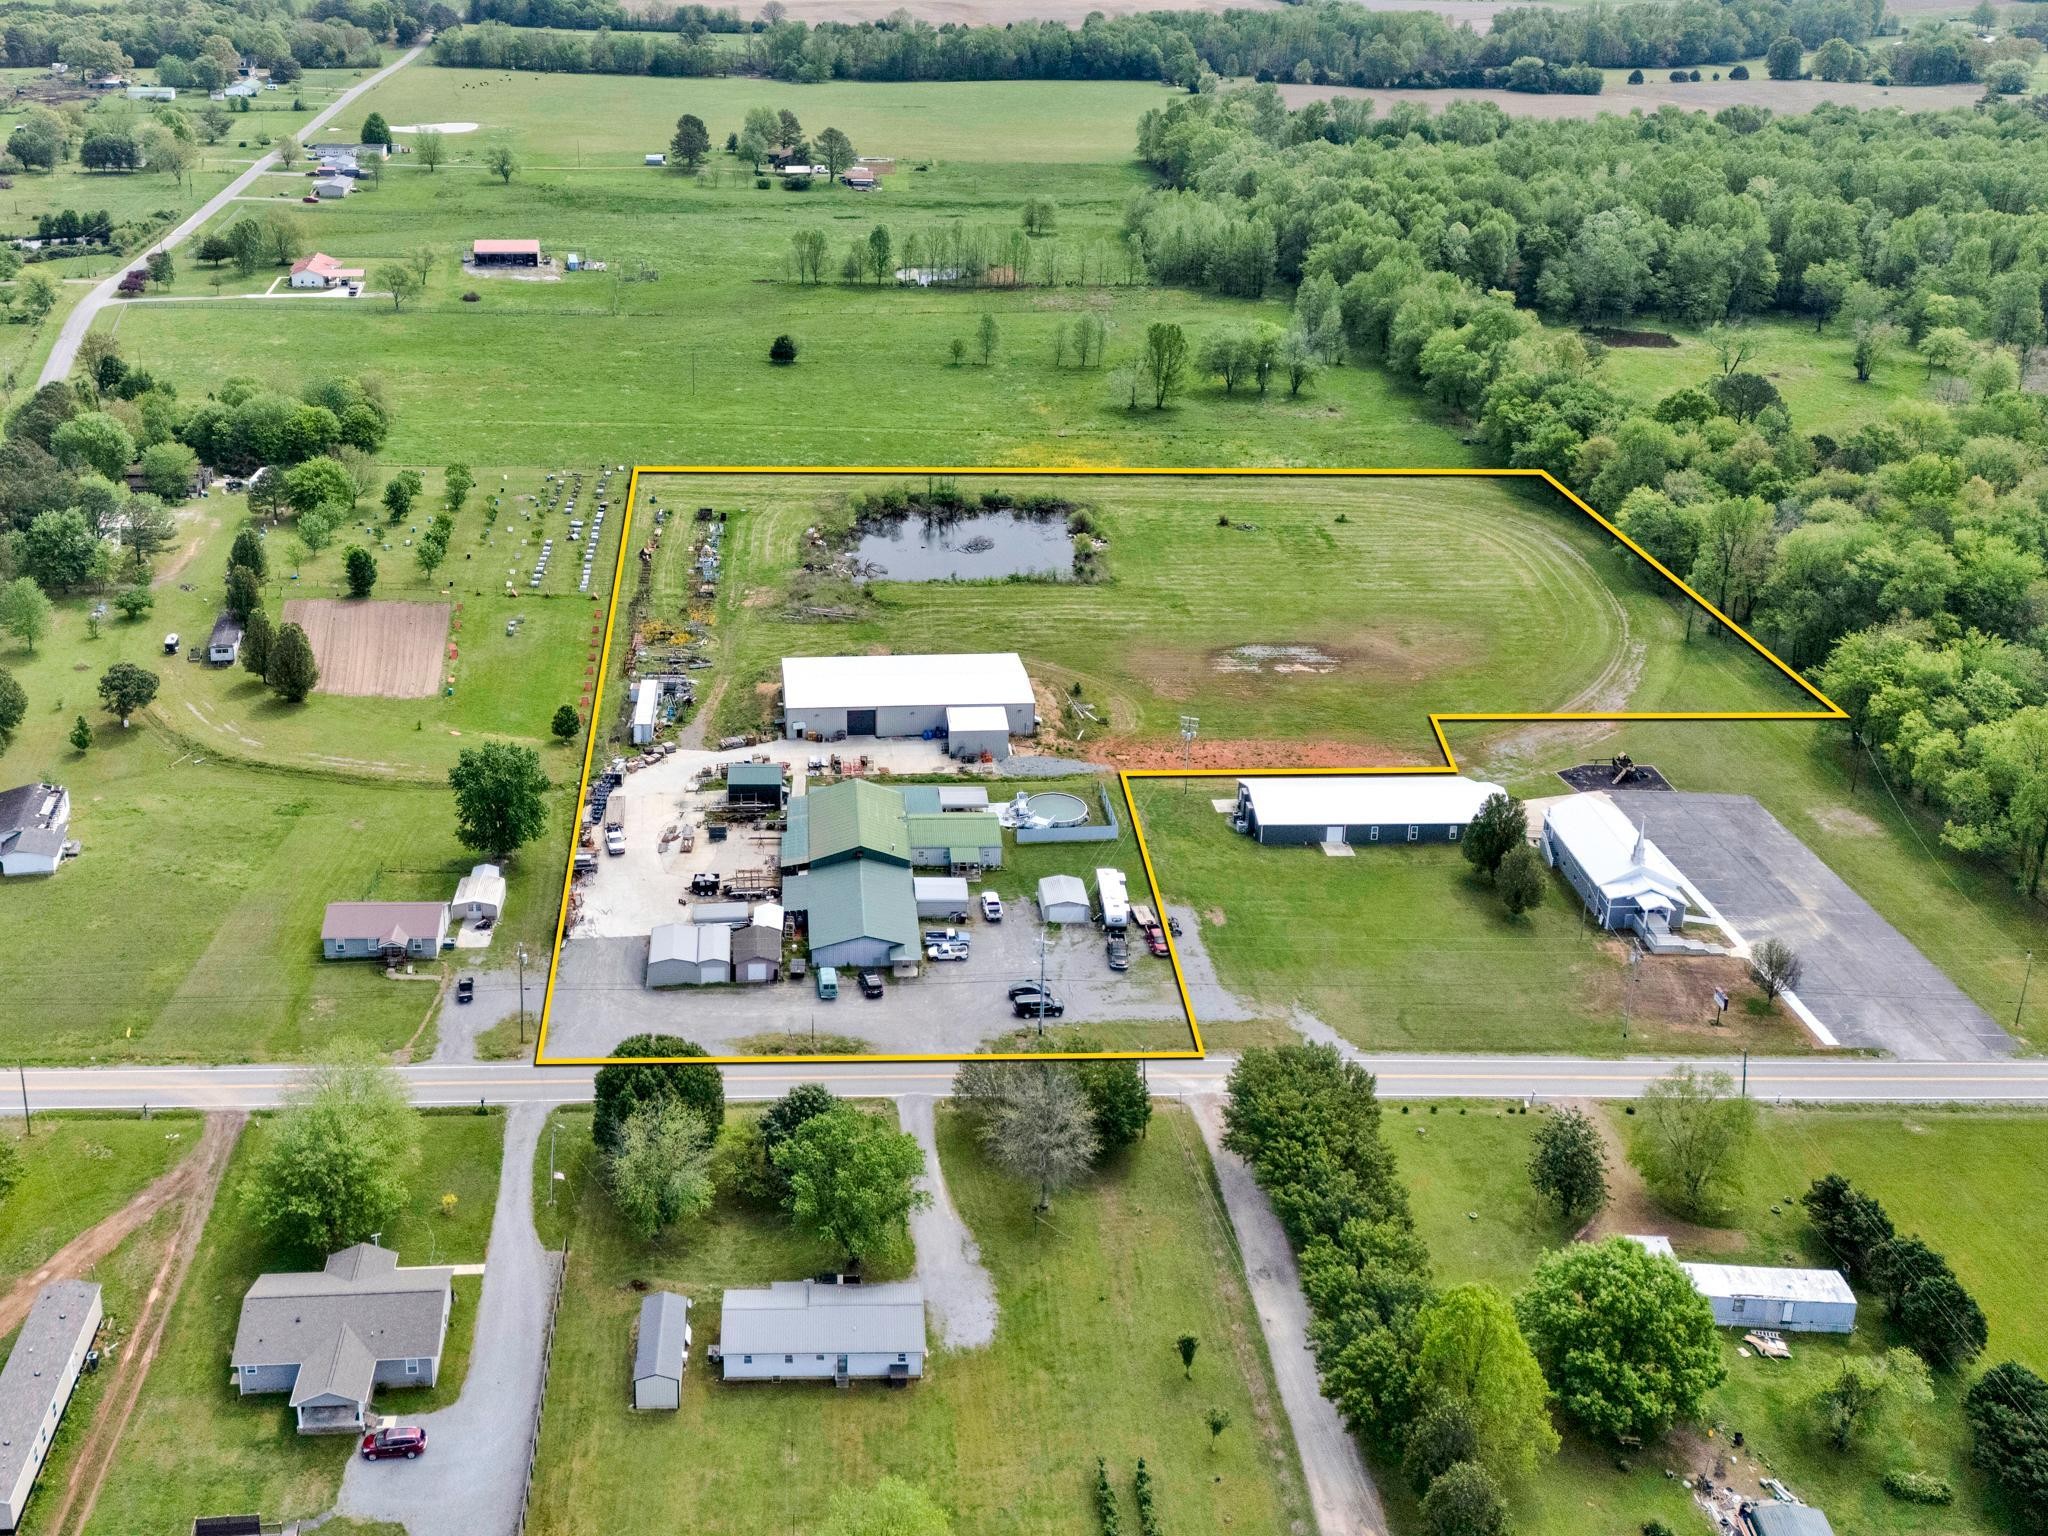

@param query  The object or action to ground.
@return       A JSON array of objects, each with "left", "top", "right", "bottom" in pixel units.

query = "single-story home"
[
  {"left": 289, "top": 252, "right": 365, "bottom": 290},
  {"left": 208, "top": 612, "right": 243, "bottom": 665},
  {"left": 718, "top": 1280, "right": 925, "bottom": 1384},
  {"left": 1542, "top": 792, "right": 1692, "bottom": 937},
  {"left": 1742, "top": 1503, "right": 1836, "bottom": 1536},
  {"left": 647, "top": 922, "right": 732, "bottom": 987},
  {"left": 311, "top": 176, "right": 352, "bottom": 200},
  {"left": 0, "top": 1281, "right": 103, "bottom": 1530},
  {"left": 320, "top": 901, "right": 449, "bottom": 960},
  {"left": 1628, "top": 1237, "right": 1856, "bottom": 1333},
  {"left": 632, "top": 1291, "right": 690, "bottom": 1411},
  {"left": 1233, "top": 775, "right": 1505, "bottom": 847},
  {"left": 1037, "top": 874, "right": 1090, "bottom": 924},
  {"left": 0, "top": 782, "right": 69, "bottom": 878},
  {"left": 231, "top": 1244, "right": 453, "bottom": 1434},
  {"left": 914, "top": 875, "right": 970, "bottom": 919},
  {"left": 732, "top": 924, "right": 781, "bottom": 983},
  {"left": 471, "top": 238, "right": 541, "bottom": 268},
  {"left": 726, "top": 762, "right": 787, "bottom": 807},
  {"left": 781, "top": 652, "right": 1036, "bottom": 743},
  {"left": 451, "top": 862, "right": 505, "bottom": 922}
]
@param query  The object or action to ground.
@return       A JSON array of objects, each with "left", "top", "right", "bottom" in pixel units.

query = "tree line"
[
  {"left": 430, "top": 0, "right": 1947, "bottom": 89},
  {"left": 0, "top": 0, "right": 394, "bottom": 75}
]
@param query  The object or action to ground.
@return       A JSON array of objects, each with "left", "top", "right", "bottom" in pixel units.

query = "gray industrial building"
[
  {"left": 717, "top": 1280, "right": 925, "bottom": 1385},
  {"left": 1233, "top": 775, "right": 1505, "bottom": 847},
  {"left": 781, "top": 652, "right": 1035, "bottom": 742},
  {"left": 0, "top": 1281, "right": 102, "bottom": 1531}
]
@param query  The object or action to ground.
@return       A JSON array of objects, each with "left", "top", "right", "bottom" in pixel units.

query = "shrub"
[
  {"left": 782, "top": 173, "right": 813, "bottom": 190},
  {"left": 1730, "top": 63, "right": 1750, "bottom": 78},
  {"left": 754, "top": 175, "right": 771, "bottom": 189},
  {"left": 1093, "top": 1457, "right": 1122, "bottom": 1535},
  {"left": 1881, "top": 1469, "right": 1953, "bottom": 1505},
  {"left": 1627, "top": 68, "right": 1645, "bottom": 83},
  {"left": 769, "top": 333, "right": 799, "bottom": 365}
]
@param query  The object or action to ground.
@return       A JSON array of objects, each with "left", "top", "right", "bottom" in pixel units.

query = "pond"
[{"left": 851, "top": 511, "right": 1073, "bottom": 582}]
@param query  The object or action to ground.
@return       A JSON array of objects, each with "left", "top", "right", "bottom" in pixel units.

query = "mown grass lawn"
[
  {"left": 1382, "top": 1101, "right": 2048, "bottom": 1536},
  {"left": 81, "top": 1107, "right": 505, "bottom": 1536},
  {"left": 0, "top": 1111, "right": 201, "bottom": 1282},
  {"left": 525, "top": 1102, "right": 1309, "bottom": 1536}
]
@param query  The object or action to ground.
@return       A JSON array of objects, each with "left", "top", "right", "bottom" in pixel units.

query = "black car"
[
  {"left": 858, "top": 971, "right": 885, "bottom": 999},
  {"left": 1012, "top": 993, "right": 1064, "bottom": 1019},
  {"left": 1007, "top": 980, "right": 1047, "bottom": 1000},
  {"left": 455, "top": 976, "right": 476, "bottom": 1004}
]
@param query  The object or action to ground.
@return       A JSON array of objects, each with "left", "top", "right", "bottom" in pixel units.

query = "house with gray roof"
[
  {"left": 231, "top": 1243, "right": 453, "bottom": 1433},
  {"left": 0, "top": 783, "right": 69, "bottom": 878},
  {"left": 717, "top": 1280, "right": 925, "bottom": 1385},
  {"left": 0, "top": 1281, "right": 102, "bottom": 1531},
  {"left": 632, "top": 1292, "right": 691, "bottom": 1410}
]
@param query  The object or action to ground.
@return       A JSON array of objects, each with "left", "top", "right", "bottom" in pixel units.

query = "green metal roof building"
[{"left": 782, "top": 859, "right": 920, "bottom": 970}]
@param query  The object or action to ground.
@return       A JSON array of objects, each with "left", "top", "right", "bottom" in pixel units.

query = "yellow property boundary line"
[{"left": 535, "top": 466, "right": 1845, "bottom": 1067}]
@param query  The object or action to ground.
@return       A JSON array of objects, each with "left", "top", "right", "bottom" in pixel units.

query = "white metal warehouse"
[
  {"left": 781, "top": 653, "right": 1036, "bottom": 743},
  {"left": 1233, "top": 775, "right": 1505, "bottom": 847}
]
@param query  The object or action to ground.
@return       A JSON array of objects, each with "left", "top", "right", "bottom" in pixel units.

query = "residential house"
[
  {"left": 0, "top": 1282, "right": 102, "bottom": 1531},
  {"left": 320, "top": 901, "right": 449, "bottom": 960},
  {"left": 718, "top": 1280, "right": 925, "bottom": 1384},
  {"left": 231, "top": 1244, "right": 454, "bottom": 1434},
  {"left": 311, "top": 176, "right": 352, "bottom": 200},
  {"left": 0, "top": 782, "right": 69, "bottom": 878},
  {"left": 208, "top": 613, "right": 243, "bottom": 665},
  {"left": 289, "top": 252, "right": 365, "bottom": 290}
]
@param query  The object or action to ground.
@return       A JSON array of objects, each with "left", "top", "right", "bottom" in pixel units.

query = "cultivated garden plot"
[{"left": 281, "top": 596, "right": 449, "bottom": 698}]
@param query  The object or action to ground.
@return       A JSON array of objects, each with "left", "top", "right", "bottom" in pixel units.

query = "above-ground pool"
[{"left": 1022, "top": 791, "right": 1090, "bottom": 827}]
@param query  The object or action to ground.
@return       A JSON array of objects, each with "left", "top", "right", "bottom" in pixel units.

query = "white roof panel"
[
  {"left": 783, "top": 653, "right": 1033, "bottom": 713},
  {"left": 1238, "top": 775, "right": 1504, "bottom": 828},
  {"left": 946, "top": 704, "right": 1011, "bottom": 732},
  {"left": 1544, "top": 793, "right": 1687, "bottom": 893},
  {"left": 1681, "top": 1262, "right": 1855, "bottom": 1305},
  {"left": 720, "top": 1280, "right": 925, "bottom": 1356}
]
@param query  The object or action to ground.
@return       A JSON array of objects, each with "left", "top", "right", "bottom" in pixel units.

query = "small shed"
[
  {"left": 631, "top": 678, "right": 660, "bottom": 746},
  {"left": 1680, "top": 1262, "right": 1857, "bottom": 1333},
  {"left": 646, "top": 922, "right": 731, "bottom": 987},
  {"left": 688, "top": 900, "right": 752, "bottom": 927},
  {"left": 644, "top": 152, "right": 666, "bottom": 166},
  {"left": 732, "top": 924, "right": 781, "bottom": 984},
  {"left": 727, "top": 762, "right": 787, "bottom": 808},
  {"left": 945, "top": 704, "right": 1010, "bottom": 762},
  {"left": 452, "top": 862, "right": 505, "bottom": 922},
  {"left": 1037, "top": 874, "right": 1090, "bottom": 924},
  {"left": 312, "top": 176, "right": 352, "bottom": 200},
  {"left": 208, "top": 613, "right": 243, "bottom": 665},
  {"left": 632, "top": 1291, "right": 690, "bottom": 1411},
  {"left": 914, "top": 876, "right": 970, "bottom": 919}
]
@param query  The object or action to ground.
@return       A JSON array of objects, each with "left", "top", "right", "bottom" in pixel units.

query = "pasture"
[{"left": 1387, "top": 1103, "right": 2048, "bottom": 1536}]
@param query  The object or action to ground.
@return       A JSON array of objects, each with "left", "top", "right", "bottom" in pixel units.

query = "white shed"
[
  {"left": 946, "top": 703, "right": 1011, "bottom": 762},
  {"left": 1037, "top": 874, "right": 1090, "bottom": 924},
  {"left": 452, "top": 862, "right": 505, "bottom": 922},
  {"left": 631, "top": 678, "right": 660, "bottom": 746},
  {"left": 914, "top": 875, "right": 970, "bottom": 919},
  {"left": 632, "top": 1291, "right": 690, "bottom": 1410},
  {"left": 646, "top": 922, "right": 731, "bottom": 987},
  {"left": 782, "top": 652, "right": 1035, "bottom": 742}
]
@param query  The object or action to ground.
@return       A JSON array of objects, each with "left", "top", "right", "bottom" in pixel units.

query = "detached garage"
[
  {"left": 1037, "top": 874, "right": 1090, "bottom": 924},
  {"left": 646, "top": 923, "right": 732, "bottom": 987},
  {"left": 914, "top": 876, "right": 970, "bottom": 919},
  {"left": 632, "top": 1292, "right": 691, "bottom": 1410},
  {"left": 782, "top": 653, "right": 1035, "bottom": 743},
  {"left": 1233, "top": 775, "right": 1505, "bottom": 847}
]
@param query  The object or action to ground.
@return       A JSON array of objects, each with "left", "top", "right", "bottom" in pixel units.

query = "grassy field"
[
  {"left": 1388, "top": 1102, "right": 2048, "bottom": 1536},
  {"left": 0, "top": 1112, "right": 201, "bottom": 1282},
  {"left": 1132, "top": 786, "right": 1810, "bottom": 1055},
  {"left": 81, "top": 1108, "right": 505, "bottom": 1536},
  {"left": 525, "top": 1102, "right": 1310, "bottom": 1536}
]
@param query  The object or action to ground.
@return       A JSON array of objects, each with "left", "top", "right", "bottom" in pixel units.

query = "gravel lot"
[{"left": 900, "top": 1094, "right": 999, "bottom": 1351}]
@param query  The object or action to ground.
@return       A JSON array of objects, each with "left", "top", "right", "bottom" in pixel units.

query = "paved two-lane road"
[
  {"left": 11, "top": 1053, "right": 2048, "bottom": 1117},
  {"left": 36, "top": 44, "right": 424, "bottom": 388}
]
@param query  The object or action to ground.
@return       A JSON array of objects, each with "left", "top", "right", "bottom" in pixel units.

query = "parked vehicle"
[
  {"left": 815, "top": 966, "right": 839, "bottom": 1000},
  {"left": 1012, "top": 993, "right": 1064, "bottom": 1020},
  {"left": 923, "top": 928, "right": 968, "bottom": 947},
  {"left": 925, "top": 941, "right": 969, "bottom": 962},
  {"left": 605, "top": 823, "right": 625, "bottom": 856},
  {"left": 456, "top": 976, "right": 475, "bottom": 1004},
  {"left": 1007, "top": 980, "right": 1048, "bottom": 1000},
  {"left": 360, "top": 1426, "right": 428, "bottom": 1461},
  {"left": 161, "top": 632, "right": 180, "bottom": 654},
  {"left": 1106, "top": 936, "right": 1129, "bottom": 971},
  {"left": 475, "top": 916, "right": 494, "bottom": 932},
  {"left": 1168, "top": 914, "right": 1182, "bottom": 936},
  {"left": 979, "top": 892, "right": 1003, "bottom": 922},
  {"left": 858, "top": 971, "right": 885, "bottom": 999},
  {"left": 689, "top": 871, "right": 721, "bottom": 895},
  {"left": 1140, "top": 922, "right": 1169, "bottom": 957}
]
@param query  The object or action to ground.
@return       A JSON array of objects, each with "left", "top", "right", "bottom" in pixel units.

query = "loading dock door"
[{"left": 848, "top": 709, "right": 877, "bottom": 735}]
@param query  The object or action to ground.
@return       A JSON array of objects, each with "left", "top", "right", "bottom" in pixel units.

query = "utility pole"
[
  {"left": 547, "top": 1119, "right": 559, "bottom": 1208},
  {"left": 516, "top": 944, "right": 530, "bottom": 1046},
  {"left": 1741, "top": 1049, "right": 1749, "bottom": 1099},
  {"left": 2017, "top": 949, "right": 2035, "bottom": 1031},
  {"left": 1179, "top": 715, "right": 1199, "bottom": 791},
  {"left": 16, "top": 1065, "right": 28, "bottom": 1137},
  {"left": 1035, "top": 929, "right": 1050, "bottom": 1038}
]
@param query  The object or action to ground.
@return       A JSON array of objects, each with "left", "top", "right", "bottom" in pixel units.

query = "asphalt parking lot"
[
  {"left": 544, "top": 898, "right": 1191, "bottom": 1057},
  {"left": 1611, "top": 791, "right": 2014, "bottom": 1061}
]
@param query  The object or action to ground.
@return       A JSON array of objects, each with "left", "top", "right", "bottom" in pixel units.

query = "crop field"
[
  {"left": 526, "top": 1104, "right": 1309, "bottom": 1536},
  {"left": 622, "top": 470, "right": 1806, "bottom": 764},
  {"left": 1389, "top": 1103, "right": 2048, "bottom": 1536},
  {"left": 282, "top": 598, "right": 451, "bottom": 698}
]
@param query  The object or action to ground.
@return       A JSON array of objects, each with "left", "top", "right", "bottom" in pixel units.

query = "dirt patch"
[
  {"left": 151, "top": 512, "right": 219, "bottom": 590},
  {"left": 1586, "top": 328, "right": 1679, "bottom": 348},
  {"left": 1096, "top": 736, "right": 1419, "bottom": 770},
  {"left": 1809, "top": 805, "right": 1883, "bottom": 838},
  {"left": 1574, "top": 1098, "right": 1747, "bottom": 1254},
  {"left": 1214, "top": 643, "right": 1342, "bottom": 676},
  {"left": 283, "top": 597, "right": 450, "bottom": 698},
  {"left": 1205, "top": 907, "right": 1227, "bottom": 926}
]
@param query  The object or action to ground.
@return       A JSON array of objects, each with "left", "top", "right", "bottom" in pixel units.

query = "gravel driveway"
[
  {"left": 1191, "top": 1095, "right": 1385, "bottom": 1536},
  {"left": 337, "top": 1104, "right": 558, "bottom": 1536},
  {"left": 899, "top": 1095, "right": 998, "bottom": 1351}
]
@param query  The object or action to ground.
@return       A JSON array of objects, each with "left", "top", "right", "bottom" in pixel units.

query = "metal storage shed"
[
  {"left": 732, "top": 924, "right": 782, "bottom": 983},
  {"left": 914, "top": 876, "right": 970, "bottom": 918},
  {"left": 1037, "top": 874, "right": 1090, "bottom": 923},
  {"left": 945, "top": 703, "right": 1011, "bottom": 761},
  {"left": 1233, "top": 775, "right": 1505, "bottom": 847},
  {"left": 726, "top": 762, "right": 787, "bottom": 807},
  {"left": 632, "top": 1292, "right": 691, "bottom": 1410},
  {"left": 1744, "top": 1503, "right": 1836, "bottom": 1536},
  {"left": 1680, "top": 1263, "right": 1856, "bottom": 1333},
  {"left": 646, "top": 923, "right": 732, "bottom": 987}
]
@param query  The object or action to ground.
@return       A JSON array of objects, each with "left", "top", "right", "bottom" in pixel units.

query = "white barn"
[
  {"left": 1234, "top": 775, "right": 1505, "bottom": 847},
  {"left": 1037, "top": 874, "right": 1090, "bottom": 924},
  {"left": 945, "top": 703, "right": 1012, "bottom": 762},
  {"left": 1542, "top": 793, "right": 1692, "bottom": 936},
  {"left": 646, "top": 922, "right": 731, "bottom": 986},
  {"left": 718, "top": 1280, "right": 925, "bottom": 1385},
  {"left": 782, "top": 652, "right": 1035, "bottom": 743}
]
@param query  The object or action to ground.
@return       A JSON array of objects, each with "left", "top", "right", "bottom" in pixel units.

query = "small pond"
[{"left": 851, "top": 511, "right": 1073, "bottom": 582}]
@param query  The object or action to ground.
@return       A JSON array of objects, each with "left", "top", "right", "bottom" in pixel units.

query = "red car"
[
  {"left": 360, "top": 1426, "right": 428, "bottom": 1461},
  {"left": 1140, "top": 923, "right": 1169, "bottom": 957}
]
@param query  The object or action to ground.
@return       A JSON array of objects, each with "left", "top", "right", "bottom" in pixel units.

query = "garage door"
[{"left": 848, "top": 709, "right": 877, "bottom": 735}]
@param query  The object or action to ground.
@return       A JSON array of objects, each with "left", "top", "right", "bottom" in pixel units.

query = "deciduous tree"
[
  {"left": 606, "top": 1100, "right": 715, "bottom": 1241},
  {"left": 448, "top": 740, "right": 550, "bottom": 860},
  {"left": 773, "top": 1105, "right": 928, "bottom": 1265},
  {"left": 0, "top": 578, "right": 53, "bottom": 653},
  {"left": 244, "top": 1056, "right": 422, "bottom": 1254},
  {"left": 1461, "top": 792, "right": 1525, "bottom": 879},
  {"left": 96, "top": 660, "right": 157, "bottom": 725},
  {"left": 344, "top": 545, "right": 377, "bottom": 598},
  {"left": 1413, "top": 1284, "right": 1559, "bottom": 1483},
  {"left": 592, "top": 1035, "right": 723, "bottom": 1151},
  {"left": 1630, "top": 1065, "right": 1756, "bottom": 1218},
  {"left": 1528, "top": 1106, "right": 1607, "bottom": 1226}
]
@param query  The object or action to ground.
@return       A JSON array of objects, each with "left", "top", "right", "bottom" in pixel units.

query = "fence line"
[
  {"left": 1013, "top": 782, "right": 1124, "bottom": 844},
  {"left": 511, "top": 1247, "right": 569, "bottom": 1536}
]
